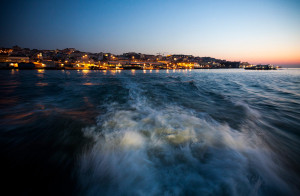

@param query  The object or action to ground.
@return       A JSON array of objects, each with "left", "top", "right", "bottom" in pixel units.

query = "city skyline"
[{"left": 1, "top": 0, "right": 299, "bottom": 66}]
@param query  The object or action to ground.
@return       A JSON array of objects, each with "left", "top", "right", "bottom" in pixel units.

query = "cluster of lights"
[
  {"left": 9, "top": 63, "right": 18, "bottom": 68},
  {"left": 0, "top": 49, "right": 13, "bottom": 54}
]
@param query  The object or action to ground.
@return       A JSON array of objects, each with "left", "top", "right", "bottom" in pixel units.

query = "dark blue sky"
[{"left": 0, "top": 0, "right": 299, "bottom": 65}]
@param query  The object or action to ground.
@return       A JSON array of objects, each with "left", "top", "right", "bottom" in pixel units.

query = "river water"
[{"left": 0, "top": 69, "right": 299, "bottom": 195}]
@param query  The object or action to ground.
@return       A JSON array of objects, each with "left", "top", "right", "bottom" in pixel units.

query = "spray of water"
[{"left": 78, "top": 78, "right": 297, "bottom": 196}]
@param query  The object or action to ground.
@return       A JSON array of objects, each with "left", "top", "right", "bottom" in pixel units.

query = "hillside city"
[{"left": 0, "top": 46, "right": 258, "bottom": 70}]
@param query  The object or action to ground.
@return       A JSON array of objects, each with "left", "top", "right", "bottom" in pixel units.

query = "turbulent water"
[{"left": 0, "top": 69, "right": 299, "bottom": 196}]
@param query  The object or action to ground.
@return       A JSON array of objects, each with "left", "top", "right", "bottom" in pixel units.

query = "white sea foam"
[{"left": 78, "top": 79, "right": 295, "bottom": 196}]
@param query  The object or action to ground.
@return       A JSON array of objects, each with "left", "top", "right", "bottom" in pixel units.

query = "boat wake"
[{"left": 77, "top": 79, "right": 297, "bottom": 196}]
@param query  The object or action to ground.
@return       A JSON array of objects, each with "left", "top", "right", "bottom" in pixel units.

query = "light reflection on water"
[
  {"left": 82, "top": 69, "right": 90, "bottom": 75},
  {"left": 36, "top": 82, "right": 48, "bottom": 86},
  {"left": 37, "top": 69, "right": 45, "bottom": 73}
]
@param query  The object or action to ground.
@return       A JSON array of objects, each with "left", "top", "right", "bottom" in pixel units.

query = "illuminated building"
[{"left": 0, "top": 56, "right": 30, "bottom": 63}]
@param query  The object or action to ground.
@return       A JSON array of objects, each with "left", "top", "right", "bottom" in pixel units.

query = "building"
[
  {"left": 0, "top": 56, "right": 30, "bottom": 63},
  {"left": 18, "top": 62, "right": 35, "bottom": 69},
  {"left": 42, "top": 60, "right": 56, "bottom": 68},
  {"left": 0, "top": 48, "right": 13, "bottom": 54},
  {"left": 220, "top": 61, "right": 240, "bottom": 68}
]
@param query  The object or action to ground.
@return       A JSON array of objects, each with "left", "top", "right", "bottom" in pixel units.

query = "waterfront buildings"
[{"left": 0, "top": 46, "right": 249, "bottom": 70}]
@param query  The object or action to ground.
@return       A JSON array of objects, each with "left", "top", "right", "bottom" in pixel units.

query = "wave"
[{"left": 77, "top": 78, "right": 298, "bottom": 196}]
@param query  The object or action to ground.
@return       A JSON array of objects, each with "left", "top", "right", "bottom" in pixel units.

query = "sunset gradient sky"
[{"left": 0, "top": 0, "right": 299, "bottom": 66}]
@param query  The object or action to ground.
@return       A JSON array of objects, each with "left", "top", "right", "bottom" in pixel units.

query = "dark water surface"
[{"left": 0, "top": 69, "right": 299, "bottom": 196}]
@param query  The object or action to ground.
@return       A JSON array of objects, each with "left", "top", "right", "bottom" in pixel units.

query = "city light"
[{"left": 0, "top": 47, "right": 273, "bottom": 71}]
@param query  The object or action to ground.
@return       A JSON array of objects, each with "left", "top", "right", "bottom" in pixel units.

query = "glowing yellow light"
[
  {"left": 82, "top": 69, "right": 89, "bottom": 74},
  {"left": 10, "top": 63, "right": 18, "bottom": 68}
]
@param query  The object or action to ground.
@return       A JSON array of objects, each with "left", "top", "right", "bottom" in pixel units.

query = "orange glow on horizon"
[{"left": 210, "top": 47, "right": 300, "bottom": 65}]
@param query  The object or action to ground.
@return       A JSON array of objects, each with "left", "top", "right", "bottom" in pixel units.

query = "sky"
[{"left": 0, "top": 0, "right": 299, "bottom": 66}]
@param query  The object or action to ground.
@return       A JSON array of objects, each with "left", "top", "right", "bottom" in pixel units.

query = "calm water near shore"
[{"left": 0, "top": 69, "right": 299, "bottom": 195}]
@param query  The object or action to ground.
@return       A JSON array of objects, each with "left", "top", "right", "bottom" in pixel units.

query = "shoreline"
[{"left": 0, "top": 67, "right": 249, "bottom": 71}]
